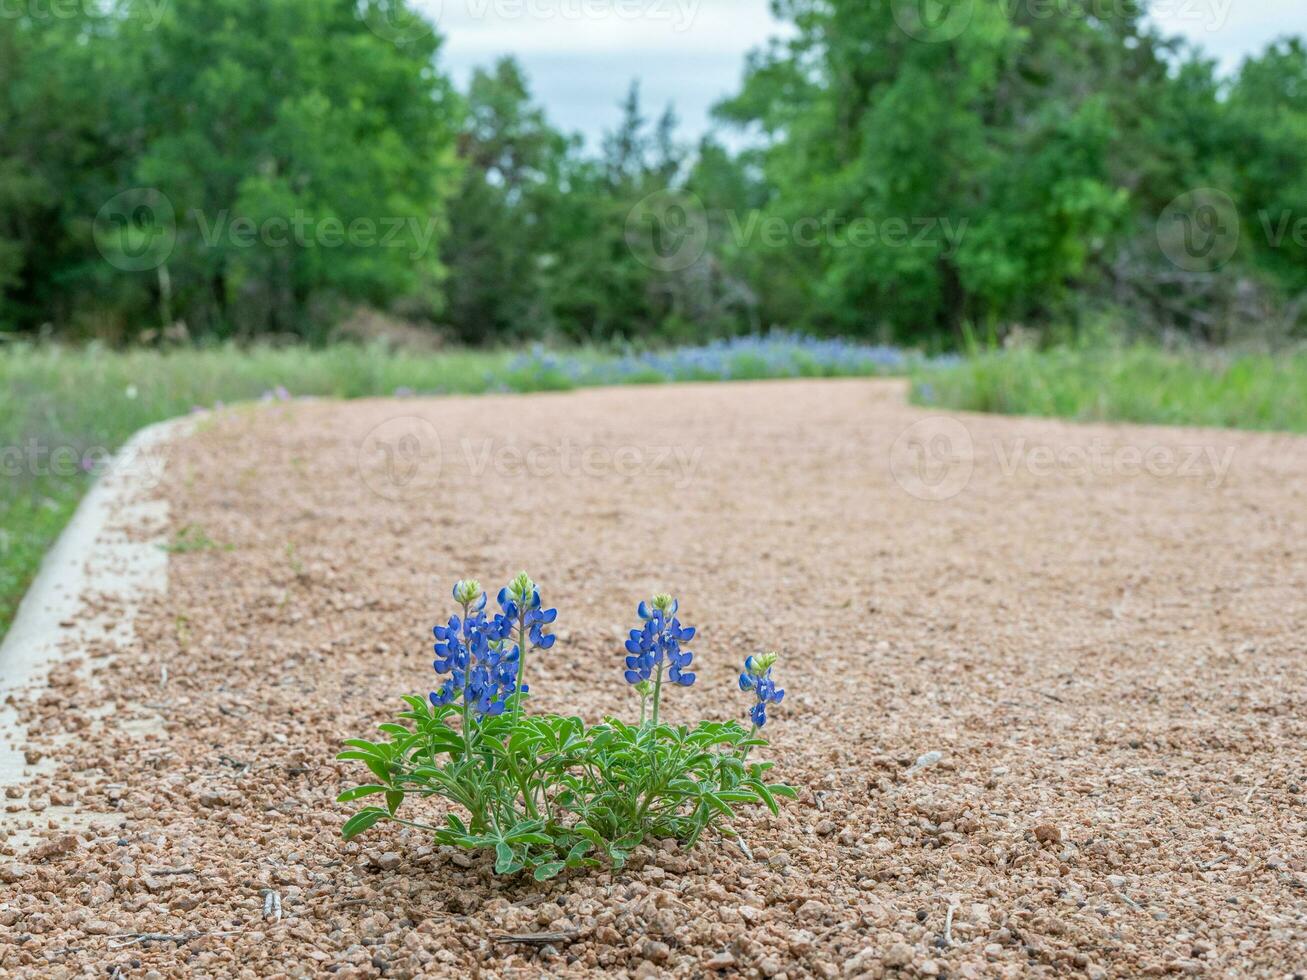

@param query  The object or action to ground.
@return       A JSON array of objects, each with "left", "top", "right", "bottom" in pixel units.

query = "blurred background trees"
[{"left": 1, "top": 0, "right": 1304, "bottom": 348}]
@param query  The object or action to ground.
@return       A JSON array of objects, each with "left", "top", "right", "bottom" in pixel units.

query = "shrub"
[{"left": 336, "top": 574, "right": 794, "bottom": 879}]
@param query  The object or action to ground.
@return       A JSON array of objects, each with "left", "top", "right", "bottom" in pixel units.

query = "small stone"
[
  {"left": 759, "top": 956, "right": 784, "bottom": 976},
  {"left": 985, "top": 943, "right": 1003, "bottom": 959},
  {"left": 30, "top": 834, "right": 79, "bottom": 862},
  {"left": 1033, "top": 824, "right": 1062, "bottom": 845},
  {"left": 920, "top": 960, "right": 939, "bottom": 976},
  {"left": 0, "top": 864, "right": 26, "bottom": 883},
  {"left": 642, "top": 940, "right": 670, "bottom": 963},
  {"left": 798, "top": 899, "right": 829, "bottom": 922},
  {"left": 377, "top": 852, "right": 402, "bottom": 871},
  {"left": 884, "top": 942, "right": 913, "bottom": 968},
  {"left": 706, "top": 951, "right": 736, "bottom": 970},
  {"left": 84, "top": 919, "right": 116, "bottom": 935}
]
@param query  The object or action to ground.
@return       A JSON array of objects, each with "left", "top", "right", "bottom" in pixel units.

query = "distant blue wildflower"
[{"left": 739, "top": 652, "right": 785, "bottom": 728}]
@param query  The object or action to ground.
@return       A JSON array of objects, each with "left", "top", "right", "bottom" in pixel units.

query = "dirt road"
[{"left": 3, "top": 380, "right": 1304, "bottom": 977}]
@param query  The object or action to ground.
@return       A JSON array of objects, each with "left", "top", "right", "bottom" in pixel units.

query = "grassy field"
[
  {"left": 0, "top": 336, "right": 914, "bottom": 640},
  {"left": 913, "top": 345, "right": 1307, "bottom": 434}
]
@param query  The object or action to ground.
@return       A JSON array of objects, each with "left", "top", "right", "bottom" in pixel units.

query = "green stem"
[
  {"left": 513, "top": 608, "right": 528, "bottom": 723},
  {"left": 741, "top": 723, "right": 759, "bottom": 762},
  {"left": 650, "top": 662, "right": 665, "bottom": 727},
  {"left": 459, "top": 600, "right": 474, "bottom": 762}
]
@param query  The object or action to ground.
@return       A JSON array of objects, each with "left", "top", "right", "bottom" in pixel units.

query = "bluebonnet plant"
[
  {"left": 496, "top": 572, "right": 557, "bottom": 718},
  {"left": 624, "top": 593, "right": 696, "bottom": 725},
  {"left": 739, "top": 652, "right": 785, "bottom": 729},
  {"left": 338, "top": 580, "right": 798, "bottom": 879}
]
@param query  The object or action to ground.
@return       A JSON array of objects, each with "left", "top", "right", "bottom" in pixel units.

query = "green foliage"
[
  {"left": 3, "top": 2, "right": 1306, "bottom": 345},
  {"left": 336, "top": 699, "right": 794, "bottom": 877},
  {"left": 913, "top": 343, "right": 1307, "bottom": 433}
]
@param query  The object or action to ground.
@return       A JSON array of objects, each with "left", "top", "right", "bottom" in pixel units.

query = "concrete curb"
[{"left": 0, "top": 416, "right": 192, "bottom": 795}]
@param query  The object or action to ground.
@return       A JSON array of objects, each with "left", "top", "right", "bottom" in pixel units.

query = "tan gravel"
[{"left": 2, "top": 379, "right": 1306, "bottom": 979}]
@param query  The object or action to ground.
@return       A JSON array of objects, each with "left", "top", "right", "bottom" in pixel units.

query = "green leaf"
[
  {"left": 752, "top": 781, "right": 779, "bottom": 815},
  {"left": 341, "top": 808, "right": 386, "bottom": 840},
  {"left": 337, "top": 751, "right": 391, "bottom": 782},
  {"left": 533, "top": 861, "right": 566, "bottom": 881},
  {"left": 385, "top": 790, "right": 404, "bottom": 815},
  {"left": 566, "top": 840, "right": 593, "bottom": 864},
  {"left": 494, "top": 842, "right": 516, "bottom": 875},
  {"left": 336, "top": 784, "right": 388, "bottom": 803}
]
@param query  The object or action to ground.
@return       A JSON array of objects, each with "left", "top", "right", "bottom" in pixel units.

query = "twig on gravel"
[
  {"left": 160, "top": 664, "right": 168, "bottom": 689},
  {"left": 1243, "top": 781, "right": 1260, "bottom": 804},
  {"left": 905, "top": 751, "right": 943, "bottom": 777},
  {"left": 148, "top": 867, "right": 197, "bottom": 876},
  {"left": 734, "top": 836, "right": 754, "bottom": 861},
  {"left": 1115, "top": 890, "right": 1142, "bottom": 911},
  {"left": 943, "top": 897, "right": 960, "bottom": 947},
  {"left": 492, "top": 932, "right": 579, "bottom": 946}
]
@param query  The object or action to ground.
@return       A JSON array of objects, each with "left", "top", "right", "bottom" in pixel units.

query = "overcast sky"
[{"left": 422, "top": 0, "right": 1307, "bottom": 151}]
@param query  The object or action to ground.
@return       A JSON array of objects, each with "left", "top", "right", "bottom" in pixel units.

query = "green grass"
[
  {"left": 0, "top": 343, "right": 560, "bottom": 640},
  {"left": 913, "top": 345, "right": 1307, "bottom": 434}
]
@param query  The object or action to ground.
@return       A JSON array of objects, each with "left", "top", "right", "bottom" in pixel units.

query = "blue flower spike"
[
  {"left": 624, "top": 593, "right": 696, "bottom": 726},
  {"left": 430, "top": 581, "right": 519, "bottom": 720},
  {"left": 493, "top": 572, "right": 557, "bottom": 719},
  {"left": 739, "top": 651, "right": 785, "bottom": 730}
]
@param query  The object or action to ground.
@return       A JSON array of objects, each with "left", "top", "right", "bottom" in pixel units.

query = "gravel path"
[{"left": 2, "top": 379, "right": 1305, "bottom": 978}]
